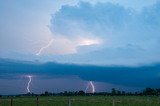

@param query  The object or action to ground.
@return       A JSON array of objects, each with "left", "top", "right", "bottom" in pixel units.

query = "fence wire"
[{"left": 0, "top": 96, "right": 160, "bottom": 106}]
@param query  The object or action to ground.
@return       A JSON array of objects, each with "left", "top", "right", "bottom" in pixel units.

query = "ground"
[{"left": 0, "top": 96, "right": 160, "bottom": 106}]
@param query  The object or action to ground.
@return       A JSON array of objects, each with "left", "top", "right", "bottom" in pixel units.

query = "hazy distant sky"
[{"left": 0, "top": 0, "right": 160, "bottom": 66}]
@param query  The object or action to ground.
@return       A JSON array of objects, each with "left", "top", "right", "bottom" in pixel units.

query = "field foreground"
[{"left": 0, "top": 96, "right": 160, "bottom": 106}]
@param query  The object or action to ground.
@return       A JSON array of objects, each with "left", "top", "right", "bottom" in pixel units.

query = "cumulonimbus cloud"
[{"left": 49, "top": 1, "right": 160, "bottom": 65}]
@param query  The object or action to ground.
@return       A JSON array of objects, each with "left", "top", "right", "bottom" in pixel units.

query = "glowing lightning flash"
[
  {"left": 26, "top": 75, "right": 32, "bottom": 93},
  {"left": 85, "top": 81, "right": 95, "bottom": 93},
  {"left": 90, "top": 81, "right": 95, "bottom": 93},
  {"left": 36, "top": 39, "right": 54, "bottom": 56}
]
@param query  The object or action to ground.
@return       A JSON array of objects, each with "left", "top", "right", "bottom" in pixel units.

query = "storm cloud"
[
  {"left": 49, "top": 1, "right": 160, "bottom": 65},
  {"left": 1, "top": 59, "right": 160, "bottom": 88}
]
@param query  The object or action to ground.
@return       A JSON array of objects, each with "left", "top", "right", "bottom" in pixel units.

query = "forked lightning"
[
  {"left": 85, "top": 81, "right": 95, "bottom": 93},
  {"left": 26, "top": 75, "right": 32, "bottom": 93},
  {"left": 36, "top": 39, "right": 54, "bottom": 56}
]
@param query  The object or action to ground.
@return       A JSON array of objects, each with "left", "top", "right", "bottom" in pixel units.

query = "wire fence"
[{"left": 0, "top": 96, "right": 160, "bottom": 106}]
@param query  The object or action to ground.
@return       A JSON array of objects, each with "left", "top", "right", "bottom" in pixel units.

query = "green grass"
[{"left": 0, "top": 96, "right": 160, "bottom": 106}]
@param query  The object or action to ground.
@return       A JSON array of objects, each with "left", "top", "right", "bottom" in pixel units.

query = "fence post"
[
  {"left": 112, "top": 99, "right": 115, "bottom": 106},
  {"left": 68, "top": 98, "right": 71, "bottom": 106},
  {"left": 36, "top": 97, "right": 39, "bottom": 106},
  {"left": 10, "top": 98, "right": 13, "bottom": 106}
]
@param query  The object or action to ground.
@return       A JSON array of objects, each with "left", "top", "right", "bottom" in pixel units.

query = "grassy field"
[{"left": 0, "top": 96, "right": 160, "bottom": 106}]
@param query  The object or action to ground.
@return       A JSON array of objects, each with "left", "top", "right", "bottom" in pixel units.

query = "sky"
[
  {"left": 0, "top": 0, "right": 160, "bottom": 94},
  {"left": 0, "top": 58, "right": 159, "bottom": 94},
  {"left": 0, "top": 0, "right": 160, "bottom": 66}
]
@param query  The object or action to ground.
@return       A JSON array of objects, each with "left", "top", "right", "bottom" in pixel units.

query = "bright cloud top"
[
  {"left": 47, "top": 1, "right": 160, "bottom": 65},
  {"left": 0, "top": 0, "right": 160, "bottom": 65}
]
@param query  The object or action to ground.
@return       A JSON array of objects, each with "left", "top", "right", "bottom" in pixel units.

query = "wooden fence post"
[
  {"left": 112, "top": 99, "right": 115, "bottom": 106},
  {"left": 36, "top": 97, "right": 39, "bottom": 106},
  {"left": 68, "top": 98, "right": 71, "bottom": 106},
  {"left": 10, "top": 98, "right": 13, "bottom": 106}
]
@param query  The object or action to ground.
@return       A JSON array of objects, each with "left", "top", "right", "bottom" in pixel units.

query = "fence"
[
  {"left": 0, "top": 96, "right": 160, "bottom": 106},
  {"left": 0, "top": 97, "right": 121, "bottom": 106}
]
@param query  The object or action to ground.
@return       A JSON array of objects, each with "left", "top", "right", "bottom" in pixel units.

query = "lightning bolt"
[
  {"left": 85, "top": 81, "right": 95, "bottom": 93},
  {"left": 90, "top": 81, "right": 95, "bottom": 93},
  {"left": 36, "top": 39, "right": 54, "bottom": 56},
  {"left": 26, "top": 75, "right": 32, "bottom": 93}
]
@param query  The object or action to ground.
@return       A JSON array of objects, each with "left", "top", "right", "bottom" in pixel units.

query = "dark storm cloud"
[{"left": 0, "top": 59, "right": 160, "bottom": 87}]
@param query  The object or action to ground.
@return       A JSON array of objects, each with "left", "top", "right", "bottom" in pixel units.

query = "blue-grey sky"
[
  {"left": 0, "top": 59, "right": 159, "bottom": 94},
  {"left": 0, "top": 1, "right": 160, "bottom": 94},
  {"left": 0, "top": 0, "right": 160, "bottom": 66}
]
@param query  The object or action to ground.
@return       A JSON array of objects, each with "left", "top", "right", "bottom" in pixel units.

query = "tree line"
[
  {"left": 37, "top": 88, "right": 160, "bottom": 96},
  {"left": 1, "top": 88, "right": 160, "bottom": 97}
]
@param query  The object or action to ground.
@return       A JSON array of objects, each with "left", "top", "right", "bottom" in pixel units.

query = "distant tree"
[
  {"left": 75, "top": 91, "right": 78, "bottom": 95},
  {"left": 143, "top": 88, "right": 156, "bottom": 95},
  {"left": 156, "top": 89, "right": 160, "bottom": 96},
  {"left": 78, "top": 90, "right": 85, "bottom": 96},
  {"left": 134, "top": 92, "right": 138, "bottom": 95},
  {"left": 117, "top": 90, "right": 121, "bottom": 95},
  {"left": 67, "top": 91, "right": 74, "bottom": 96},
  {"left": 122, "top": 91, "right": 126, "bottom": 95},
  {"left": 45, "top": 91, "right": 49, "bottom": 96},
  {"left": 111, "top": 88, "right": 116, "bottom": 95},
  {"left": 52, "top": 92, "right": 56, "bottom": 96},
  {"left": 63, "top": 91, "right": 68, "bottom": 96},
  {"left": 127, "top": 92, "right": 133, "bottom": 95}
]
